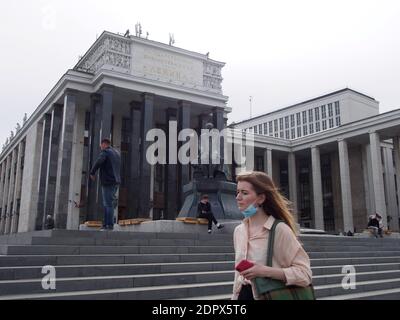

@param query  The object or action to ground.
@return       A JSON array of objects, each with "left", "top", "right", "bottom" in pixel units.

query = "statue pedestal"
[{"left": 178, "top": 178, "right": 242, "bottom": 221}]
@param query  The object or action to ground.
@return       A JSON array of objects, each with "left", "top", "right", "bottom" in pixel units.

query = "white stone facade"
[{"left": 233, "top": 93, "right": 400, "bottom": 233}]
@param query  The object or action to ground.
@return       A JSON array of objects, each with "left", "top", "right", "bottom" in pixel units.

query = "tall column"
[
  {"left": 87, "top": 94, "right": 102, "bottom": 221},
  {"left": 383, "top": 146, "right": 399, "bottom": 231},
  {"left": 5, "top": 149, "right": 17, "bottom": 234},
  {"left": 0, "top": 161, "right": 6, "bottom": 233},
  {"left": 43, "top": 105, "right": 63, "bottom": 225},
  {"left": 0, "top": 156, "right": 11, "bottom": 234},
  {"left": 165, "top": 108, "right": 178, "bottom": 220},
  {"left": 35, "top": 114, "right": 52, "bottom": 230},
  {"left": 87, "top": 86, "right": 114, "bottom": 221},
  {"left": 54, "top": 90, "right": 77, "bottom": 229},
  {"left": 100, "top": 86, "right": 114, "bottom": 141},
  {"left": 338, "top": 139, "right": 354, "bottom": 233},
  {"left": 369, "top": 131, "right": 388, "bottom": 228},
  {"left": 67, "top": 106, "right": 85, "bottom": 230},
  {"left": 288, "top": 152, "right": 298, "bottom": 223},
  {"left": 128, "top": 102, "right": 141, "bottom": 219},
  {"left": 213, "top": 107, "right": 225, "bottom": 168},
  {"left": 11, "top": 142, "right": 24, "bottom": 233},
  {"left": 264, "top": 148, "right": 273, "bottom": 176},
  {"left": 394, "top": 137, "right": 400, "bottom": 229},
  {"left": 311, "top": 146, "right": 324, "bottom": 230},
  {"left": 138, "top": 93, "right": 154, "bottom": 218},
  {"left": 178, "top": 100, "right": 191, "bottom": 209},
  {"left": 361, "top": 144, "right": 373, "bottom": 216},
  {"left": 18, "top": 123, "right": 43, "bottom": 232}
]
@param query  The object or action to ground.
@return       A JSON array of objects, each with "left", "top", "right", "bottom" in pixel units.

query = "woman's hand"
[
  {"left": 240, "top": 263, "right": 270, "bottom": 280},
  {"left": 240, "top": 263, "right": 287, "bottom": 282}
]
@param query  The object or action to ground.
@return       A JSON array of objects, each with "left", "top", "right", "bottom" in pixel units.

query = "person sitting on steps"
[{"left": 197, "top": 194, "right": 224, "bottom": 234}]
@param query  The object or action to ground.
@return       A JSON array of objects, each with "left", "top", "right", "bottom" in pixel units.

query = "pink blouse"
[{"left": 232, "top": 215, "right": 312, "bottom": 300}]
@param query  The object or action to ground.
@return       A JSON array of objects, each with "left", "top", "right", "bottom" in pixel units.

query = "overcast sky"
[{"left": 0, "top": 0, "right": 399, "bottom": 143}]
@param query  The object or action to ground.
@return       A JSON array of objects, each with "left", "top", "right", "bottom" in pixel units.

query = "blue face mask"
[{"left": 241, "top": 203, "right": 258, "bottom": 218}]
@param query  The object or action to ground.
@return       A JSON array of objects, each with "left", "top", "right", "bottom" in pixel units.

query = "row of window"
[{"left": 245, "top": 101, "right": 341, "bottom": 139}]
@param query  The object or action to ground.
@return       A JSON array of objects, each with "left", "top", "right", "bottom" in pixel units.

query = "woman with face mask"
[{"left": 232, "top": 171, "right": 312, "bottom": 300}]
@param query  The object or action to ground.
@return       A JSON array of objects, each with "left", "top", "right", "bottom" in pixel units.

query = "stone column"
[
  {"left": 0, "top": 156, "right": 11, "bottom": 234},
  {"left": 18, "top": 122, "right": 43, "bottom": 232},
  {"left": 138, "top": 93, "right": 154, "bottom": 218},
  {"left": 311, "top": 146, "right": 324, "bottom": 230},
  {"left": 165, "top": 108, "right": 178, "bottom": 220},
  {"left": 361, "top": 144, "right": 373, "bottom": 216},
  {"left": 11, "top": 142, "right": 24, "bottom": 233},
  {"left": 87, "top": 86, "right": 114, "bottom": 221},
  {"left": 338, "top": 139, "right": 354, "bottom": 233},
  {"left": 87, "top": 94, "right": 102, "bottom": 221},
  {"left": 0, "top": 161, "right": 6, "bottom": 233},
  {"left": 264, "top": 148, "right": 273, "bottom": 176},
  {"left": 369, "top": 131, "right": 388, "bottom": 228},
  {"left": 5, "top": 148, "right": 17, "bottom": 234},
  {"left": 128, "top": 101, "right": 142, "bottom": 219},
  {"left": 35, "top": 114, "right": 52, "bottom": 230},
  {"left": 67, "top": 106, "right": 85, "bottom": 230},
  {"left": 383, "top": 146, "right": 399, "bottom": 231},
  {"left": 178, "top": 100, "right": 191, "bottom": 209},
  {"left": 213, "top": 107, "right": 225, "bottom": 167},
  {"left": 43, "top": 105, "right": 63, "bottom": 224},
  {"left": 394, "top": 137, "right": 400, "bottom": 229},
  {"left": 53, "top": 91, "right": 77, "bottom": 229},
  {"left": 288, "top": 152, "right": 298, "bottom": 223}
]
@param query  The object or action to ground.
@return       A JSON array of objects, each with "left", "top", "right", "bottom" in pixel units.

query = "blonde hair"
[{"left": 236, "top": 171, "right": 297, "bottom": 235}]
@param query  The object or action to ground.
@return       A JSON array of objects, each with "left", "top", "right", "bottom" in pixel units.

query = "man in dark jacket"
[
  {"left": 197, "top": 194, "right": 224, "bottom": 234},
  {"left": 90, "top": 138, "right": 121, "bottom": 231}
]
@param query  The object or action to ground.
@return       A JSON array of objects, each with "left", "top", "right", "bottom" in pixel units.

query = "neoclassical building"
[
  {"left": 232, "top": 89, "right": 400, "bottom": 233},
  {"left": 0, "top": 31, "right": 229, "bottom": 233},
  {"left": 0, "top": 31, "right": 399, "bottom": 235}
]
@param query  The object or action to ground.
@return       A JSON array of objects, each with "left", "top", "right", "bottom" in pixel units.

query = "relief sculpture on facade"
[{"left": 78, "top": 35, "right": 131, "bottom": 73}]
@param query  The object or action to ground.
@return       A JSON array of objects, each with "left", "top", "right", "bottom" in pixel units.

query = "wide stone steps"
[
  {"left": 0, "top": 231, "right": 400, "bottom": 300},
  {"left": 3, "top": 277, "right": 400, "bottom": 300},
  {"left": 2, "top": 269, "right": 400, "bottom": 297},
  {"left": 2, "top": 260, "right": 400, "bottom": 282}
]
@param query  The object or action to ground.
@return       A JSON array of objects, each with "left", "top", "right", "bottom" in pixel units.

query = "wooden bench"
[
  {"left": 84, "top": 221, "right": 103, "bottom": 228},
  {"left": 119, "top": 219, "right": 151, "bottom": 226},
  {"left": 175, "top": 217, "right": 209, "bottom": 225}
]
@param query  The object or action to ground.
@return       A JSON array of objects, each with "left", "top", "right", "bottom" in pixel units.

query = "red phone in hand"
[{"left": 235, "top": 260, "right": 254, "bottom": 272}]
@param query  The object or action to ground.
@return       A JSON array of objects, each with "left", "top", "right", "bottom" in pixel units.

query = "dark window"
[
  {"left": 315, "top": 107, "right": 320, "bottom": 121},
  {"left": 297, "top": 127, "right": 302, "bottom": 138},
  {"left": 328, "top": 103, "right": 333, "bottom": 117},
  {"left": 302, "top": 111, "right": 307, "bottom": 124},
  {"left": 321, "top": 105, "right": 327, "bottom": 119},
  {"left": 308, "top": 109, "right": 313, "bottom": 122}
]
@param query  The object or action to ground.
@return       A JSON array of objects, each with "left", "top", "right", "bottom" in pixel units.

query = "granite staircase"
[{"left": 0, "top": 230, "right": 400, "bottom": 300}]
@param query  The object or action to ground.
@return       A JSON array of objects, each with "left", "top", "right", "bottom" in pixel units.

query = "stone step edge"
[
  {"left": 4, "top": 254, "right": 400, "bottom": 260},
  {"left": 319, "top": 287, "right": 400, "bottom": 300},
  {"left": 2, "top": 268, "right": 400, "bottom": 285},
  {"left": 2, "top": 260, "right": 400, "bottom": 271},
  {"left": 3, "top": 276, "right": 400, "bottom": 300},
  {"left": 0, "top": 281, "right": 235, "bottom": 300}
]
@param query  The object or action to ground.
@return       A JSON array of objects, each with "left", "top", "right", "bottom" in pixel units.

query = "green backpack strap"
[{"left": 266, "top": 219, "right": 283, "bottom": 267}]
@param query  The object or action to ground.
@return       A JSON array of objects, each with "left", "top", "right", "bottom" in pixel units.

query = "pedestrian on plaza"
[
  {"left": 45, "top": 215, "right": 55, "bottom": 230},
  {"left": 90, "top": 138, "right": 121, "bottom": 231},
  {"left": 233, "top": 171, "right": 312, "bottom": 300},
  {"left": 367, "top": 213, "right": 383, "bottom": 238},
  {"left": 197, "top": 194, "right": 224, "bottom": 234}
]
